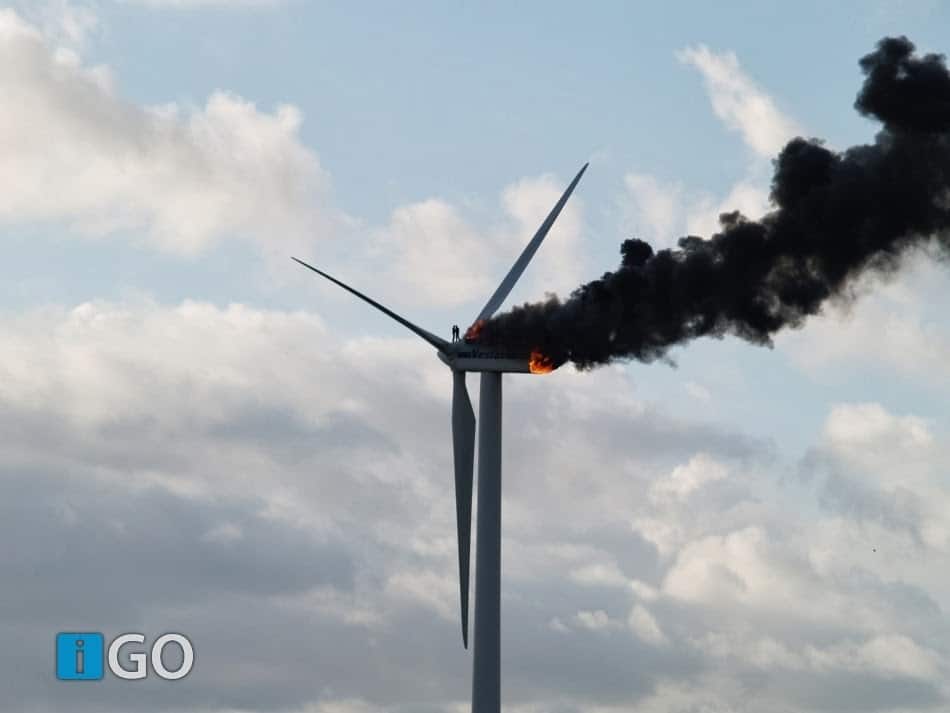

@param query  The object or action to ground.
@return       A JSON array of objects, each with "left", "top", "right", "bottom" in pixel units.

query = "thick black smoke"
[{"left": 479, "top": 37, "right": 950, "bottom": 369}]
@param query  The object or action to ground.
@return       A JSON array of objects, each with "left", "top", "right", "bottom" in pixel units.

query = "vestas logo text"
[{"left": 56, "top": 633, "right": 195, "bottom": 681}]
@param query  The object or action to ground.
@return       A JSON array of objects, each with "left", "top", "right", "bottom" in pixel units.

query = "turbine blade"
[
  {"left": 474, "top": 162, "right": 589, "bottom": 323},
  {"left": 292, "top": 257, "right": 449, "bottom": 351},
  {"left": 452, "top": 370, "right": 476, "bottom": 648}
]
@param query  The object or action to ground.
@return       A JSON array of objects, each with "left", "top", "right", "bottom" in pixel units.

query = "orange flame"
[
  {"left": 464, "top": 319, "right": 485, "bottom": 342},
  {"left": 528, "top": 349, "right": 556, "bottom": 374}
]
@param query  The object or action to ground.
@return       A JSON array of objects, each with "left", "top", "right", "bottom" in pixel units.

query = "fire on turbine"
[{"left": 481, "top": 36, "right": 950, "bottom": 371}]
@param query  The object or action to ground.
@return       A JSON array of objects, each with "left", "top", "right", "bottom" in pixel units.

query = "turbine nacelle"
[
  {"left": 438, "top": 344, "right": 559, "bottom": 374},
  {"left": 439, "top": 350, "right": 532, "bottom": 374}
]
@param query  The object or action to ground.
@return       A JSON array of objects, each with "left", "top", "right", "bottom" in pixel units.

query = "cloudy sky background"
[{"left": 2, "top": 1, "right": 950, "bottom": 711}]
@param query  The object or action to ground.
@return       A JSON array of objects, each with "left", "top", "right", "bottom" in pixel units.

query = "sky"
[{"left": 2, "top": 1, "right": 950, "bottom": 711}]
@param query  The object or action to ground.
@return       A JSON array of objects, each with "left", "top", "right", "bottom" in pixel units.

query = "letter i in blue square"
[{"left": 56, "top": 633, "right": 103, "bottom": 680}]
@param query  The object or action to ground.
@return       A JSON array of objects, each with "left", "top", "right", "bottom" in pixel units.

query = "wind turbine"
[{"left": 293, "top": 162, "right": 588, "bottom": 713}]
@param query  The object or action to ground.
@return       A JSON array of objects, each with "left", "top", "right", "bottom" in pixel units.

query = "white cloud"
[
  {"left": 695, "top": 629, "right": 941, "bottom": 681},
  {"left": 684, "top": 381, "right": 711, "bottom": 401},
  {"left": 620, "top": 44, "right": 799, "bottom": 251},
  {"left": 694, "top": 630, "right": 803, "bottom": 670},
  {"left": 569, "top": 561, "right": 628, "bottom": 588},
  {"left": 824, "top": 402, "right": 932, "bottom": 454},
  {"left": 575, "top": 609, "right": 612, "bottom": 631},
  {"left": 632, "top": 678, "right": 746, "bottom": 713},
  {"left": 14, "top": 0, "right": 99, "bottom": 48},
  {"left": 632, "top": 515, "right": 685, "bottom": 558},
  {"left": 676, "top": 44, "right": 802, "bottom": 157},
  {"left": 685, "top": 177, "right": 772, "bottom": 238},
  {"left": 0, "top": 8, "right": 590, "bottom": 313},
  {"left": 663, "top": 526, "right": 884, "bottom": 632},
  {"left": 620, "top": 172, "right": 685, "bottom": 249},
  {"left": 808, "top": 634, "right": 942, "bottom": 680},
  {"left": 650, "top": 453, "right": 729, "bottom": 502},
  {"left": 0, "top": 9, "right": 329, "bottom": 256},
  {"left": 201, "top": 521, "right": 244, "bottom": 543},
  {"left": 778, "top": 249, "right": 950, "bottom": 384},
  {"left": 815, "top": 401, "right": 950, "bottom": 554},
  {"left": 622, "top": 170, "right": 772, "bottom": 246},
  {"left": 369, "top": 169, "right": 589, "bottom": 309},
  {"left": 627, "top": 604, "right": 667, "bottom": 645},
  {"left": 499, "top": 171, "right": 588, "bottom": 302},
  {"left": 369, "top": 198, "right": 496, "bottom": 307},
  {"left": 385, "top": 569, "right": 457, "bottom": 621},
  {"left": 628, "top": 579, "right": 659, "bottom": 602}
]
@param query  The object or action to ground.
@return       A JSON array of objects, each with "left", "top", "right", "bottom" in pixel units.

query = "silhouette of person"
[{"left": 452, "top": 324, "right": 459, "bottom": 342}]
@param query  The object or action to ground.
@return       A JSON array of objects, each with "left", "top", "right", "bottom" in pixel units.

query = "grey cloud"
[
  {"left": 0, "top": 465, "right": 357, "bottom": 712},
  {"left": 1, "top": 302, "right": 949, "bottom": 712},
  {"left": 776, "top": 670, "right": 943, "bottom": 713}
]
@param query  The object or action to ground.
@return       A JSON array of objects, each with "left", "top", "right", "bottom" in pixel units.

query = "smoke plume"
[{"left": 480, "top": 37, "right": 950, "bottom": 369}]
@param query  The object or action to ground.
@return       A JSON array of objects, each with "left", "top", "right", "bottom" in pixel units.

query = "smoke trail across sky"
[{"left": 480, "top": 37, "right": 950, "bottom": 369}]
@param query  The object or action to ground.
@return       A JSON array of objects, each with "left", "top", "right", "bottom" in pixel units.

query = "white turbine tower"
[{"left": 293, "top": 162, "right": 588, "bottom": 713}]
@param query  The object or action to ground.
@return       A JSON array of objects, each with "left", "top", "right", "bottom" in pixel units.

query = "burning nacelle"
[
  {"left": 437, "top": 344, "right": 558, "bottom": 374},
  {"left": 454, "top": 319, "right": 560, "bottom": 374}
]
